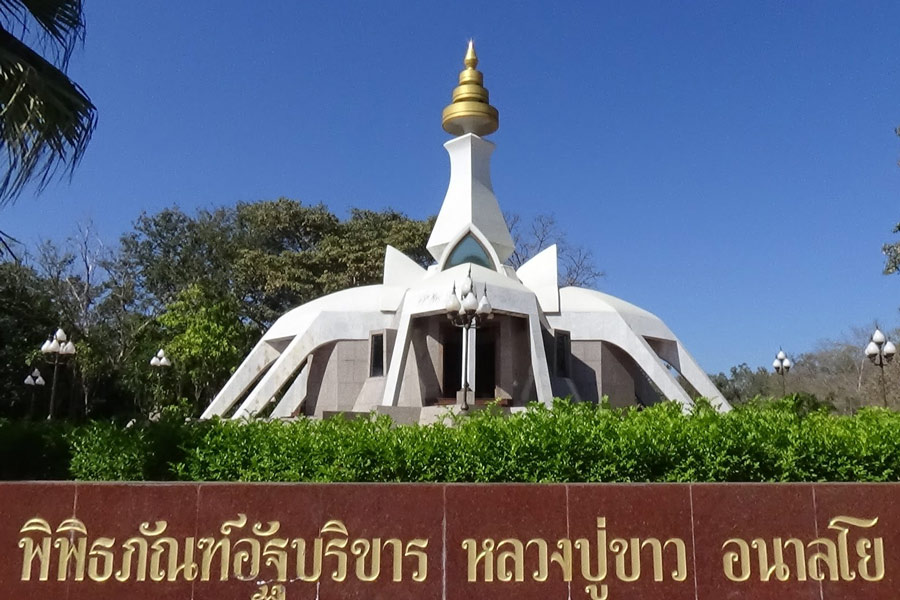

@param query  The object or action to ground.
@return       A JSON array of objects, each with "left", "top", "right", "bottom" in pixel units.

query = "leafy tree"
[
  {"left": 710, "top": 363, "right": 776, "bottom": 405},
  {"left": 117, "top": 200, "right": 339, "bottom": 325},
  {"left": 157, "top": 284, "right": 255, "bottom": 412},
  {"left": 316, "top": 208, "right": 434, "bottom": 293},
  {"left": 116, "top": 199, "right": 433, "bottom": 328},
  {"left": 231, "top": 198, "right": 340, "bottom": 326},
  {"left": 33, "top": 223, "right": 122, "bottom": 417},
  {"left": 0, "top": 0, "right": 96, "bottom": 203},
  {"left": 0, "top": 260, "right": 57, "bottom": 416}
]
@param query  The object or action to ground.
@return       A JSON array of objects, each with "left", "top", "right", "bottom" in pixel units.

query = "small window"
[
  {"left": 445, "top": 233, "right": 494, "bottom": 270},
  {"left": 555, "top": 332, "right": 571, "bottom": 377},
  {"left": 370, "top": 333, "right": 384, "bottom": 377}
]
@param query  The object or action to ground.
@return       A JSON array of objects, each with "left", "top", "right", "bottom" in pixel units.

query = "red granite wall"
[{"left": 1, "top": 482, "right": 895, "bottom": 599}]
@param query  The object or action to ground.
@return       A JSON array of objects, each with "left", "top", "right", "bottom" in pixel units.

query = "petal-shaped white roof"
[
  {"left": 264, "top": 285, "right": 385, "bottom": 341},
  {"left": 558, "top": 286, "right": 676, "bottom": 340}
]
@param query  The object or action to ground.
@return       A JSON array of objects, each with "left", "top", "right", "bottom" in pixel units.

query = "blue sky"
[{"left": 2, "top": 1, "right": 899, "bottom": 374}]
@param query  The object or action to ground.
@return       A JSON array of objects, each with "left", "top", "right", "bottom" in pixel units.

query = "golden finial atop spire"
[
  {"left": 464, "top": 39, "right": 478, "bottom": 69},
  {"left": 442, "top": 40, "right": 499, "bottom": 137}
]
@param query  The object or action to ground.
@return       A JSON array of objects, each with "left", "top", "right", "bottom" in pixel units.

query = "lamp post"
[
  {"left": 40, "top": 328, "right": 76, "bottom": 420},
  {"left": 772, "top": 350, "right": 792, "bottom": 396},
  {"left": 865, "top": 328, "right": 896, "bottom": 407},
  {"left": 23, "top": 368, "right": 45, "bottom": 419},
  {"left": 445, "top": 269, "right": 492, "bottom": 410},
  {"left": 150, "top": 348, "right": 172, "bottom": 405}
]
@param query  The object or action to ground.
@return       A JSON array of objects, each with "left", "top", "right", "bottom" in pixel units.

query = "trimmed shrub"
[{"left": 5, "top": 397, "right": 900, "bottom": 482}]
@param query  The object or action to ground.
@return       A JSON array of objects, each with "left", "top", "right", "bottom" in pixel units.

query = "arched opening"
[{"left": 444, "top": 233, "right": 495, "bottom": 270}]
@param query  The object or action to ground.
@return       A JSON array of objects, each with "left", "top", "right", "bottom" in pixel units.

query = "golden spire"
[{"left": 442, "top": 40, "right": 499, "bottom": 137}]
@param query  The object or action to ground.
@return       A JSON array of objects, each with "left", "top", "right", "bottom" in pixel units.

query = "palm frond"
[
  {"left": 0, "top": 0, "right": 84, "bottom": 67},
  {"left": 0, "top": 226, "right": 20, "bottom": 260},
  {"left": 0, "top": 23, "right": 95, "bottom": 204}
]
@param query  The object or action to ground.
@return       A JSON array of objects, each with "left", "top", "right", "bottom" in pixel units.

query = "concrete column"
[
  {"left": 201, "top": 341, "right": 280, "bottom": 418},
  {"left": 381, "top": 308, "right": 413, "bottom": 407},
  {"left": 270, "top": 357, "right": 311, "bottom": 418},
  {"left": 526, "top": 305, "right": 554, "bottom": 406},
  {"left": 233, "top": 335, "right": 310, "bottom": 419}
]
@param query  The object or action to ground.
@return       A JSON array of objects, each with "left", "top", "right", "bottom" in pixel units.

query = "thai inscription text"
[
  {"left": 462, "top": 517, "right": 687, "bottom": 600},
  {"left": 722, "top": 516, "right": 884, "bottom": 583},
  {"left": 18, "top": 514, "right": 429, "bottom": 584}
]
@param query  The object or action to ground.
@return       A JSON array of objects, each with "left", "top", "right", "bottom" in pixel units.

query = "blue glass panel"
[{"left": 445, "top": 234, "right": 494, "bottom": 269}]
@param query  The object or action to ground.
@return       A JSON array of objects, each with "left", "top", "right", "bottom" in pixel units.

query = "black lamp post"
[
  {"left": 865, "top": 328, "right": 895, "bottom": 408},
  {"left": 40, "top": 328, "right": 76, "bottom": 420},
  {"left": 23, "top": 368, "right": 45, "bottom": 419},
  {"left": 149, "top": 348, "right": 172, "bottom": 413},
  {"left": 772, "top": 350, "right": 792, "bottom": 396}
]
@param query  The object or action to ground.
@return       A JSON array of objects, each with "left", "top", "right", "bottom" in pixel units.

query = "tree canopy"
[{"left": 0, "top": 199, "right": 435, "bottom": 419}]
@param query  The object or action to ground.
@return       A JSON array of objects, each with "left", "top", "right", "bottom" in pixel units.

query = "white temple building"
[{"left": 202, "top": 43, "right": 729, "bottom": 423}]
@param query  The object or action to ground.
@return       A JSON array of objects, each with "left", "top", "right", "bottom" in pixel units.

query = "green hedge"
[{"left": 4, "top": 398, "right": 900, "bottom": 482}]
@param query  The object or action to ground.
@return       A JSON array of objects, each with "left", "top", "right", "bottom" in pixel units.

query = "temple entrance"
[
  {"left": 442, "top": 332, "right": 461, "bottom": 398},
  {"left": 441, "top": 322, "right": 498, "bottom": 400},
  {"left": 475, "top": 330, "right": 496, "bottom": 398}
]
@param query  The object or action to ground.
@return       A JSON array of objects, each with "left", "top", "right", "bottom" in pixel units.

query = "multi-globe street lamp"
[
  {"left": 445, "top": 269, "right": 492, "bottom": 411},
  {"left": 149, "top": 349, "right": 172, "bottom": 413},
  {"left": 865, "top": 328, "right": 895, "bottom": 408},
  {"left": 150, "top": 348, "right": 172, "bottom": 369},
  {"left": 23, "top": 368, "right": 45, "bottom": 418},
  {"left": 40, "top": 328, "right": 76, "bottom": 419},
  {"left": 772, "top": 350, "right": 792, "bottom": 396}
]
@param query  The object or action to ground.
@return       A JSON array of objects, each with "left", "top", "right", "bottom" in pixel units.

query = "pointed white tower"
[{"left": 426, "top": 41, "right": 515, "bottom": 265}]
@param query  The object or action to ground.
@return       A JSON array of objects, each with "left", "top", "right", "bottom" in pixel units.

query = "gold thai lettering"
[
  {"left": 465, "top": 516, "right": 685, "bottom": 600},
  {"left": 720, "top": 515, "right": 883, "bottom": 583},
  {"left": 291, "top": 537, "right": 323, "bottom": 581},
  {"left": 807, "top": 537, "right": 838, "bottom": 581},
  {"left": 722, "top": 538, "right": 751, "bottom": 582},
  {"left": 251, "top": 583, "right": 286, "bottom": 600},
  {"left": 54, "top": 518, "right": 87, "bottom": 581},
  {"left": 351, "top": 538, "right": 381, "bottom": 581},
  {"left": 664, "top": 538, "right": 687, "bottom": 581},
  {"left": 87, "top": 538, "right": 116, "bottom": 582},
  {"left": 462, "top": 538, "right": 495, "bottom": 581},
  {"left": 231, "top": 516, "right": 278, "bottom": 581},
  {"left": 147, "top": 522, "right": 198, "bottom": 582},
  {"left": 116, "top": 522, "right": 158, "bottom": 582},
  {"left": 321, "top": 519, "right": 349, "bottom": 582},
  {"left": 496, "top": 539, "right": 525, "bottom": 582},
  {"left": 263, "top": 535, "right": 290, "bottom": 582},
  {"left": 783, "top": 538, "right": 807, "bottom": 581},
  {"left": 609, "top": 537, "right": 639, "bottom": 582},
  {"left": 17, "top": 514, "right": 429, "bottom": 585},
  {"left": 198, "top": 513, "right": 248, "bottom": 581},
  {"left": 575, "top": 517, "right": 608, "bottom": 583},
  {"left": 526, "top": 538, "right": 573, "bottom": 582},
  {"left": 18, "top": 517, "right": 52, "bottom": 581},
  {"left": 750, "top": 538, "right": 790, "bottom": 581},
  {"left": 405, "top": 539, "right": 428, "bottom": 582},
  {"left": 383, "top": 538, "right": 402, "bottom": 581}
]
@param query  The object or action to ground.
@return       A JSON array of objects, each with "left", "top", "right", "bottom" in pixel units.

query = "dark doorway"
[
  {"left": 441, "top": 323, "right": 498, "bottom": 400},
  {"left": 475, "top": 328, "right": 496, "bottom": 398},
  {"left": 442, "top": 329, "right": 461, "bottom": 398}
]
